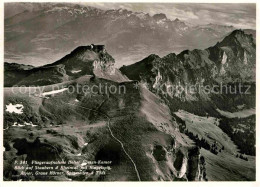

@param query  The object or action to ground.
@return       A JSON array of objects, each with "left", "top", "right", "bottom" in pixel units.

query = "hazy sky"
[{"left": 85, "top": 3, "right": 256, "bottom": 29}]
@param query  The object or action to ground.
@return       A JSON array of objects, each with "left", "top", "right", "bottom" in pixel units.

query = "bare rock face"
[
  {"left": 120, "top": 30, "right": 256, "bottom": 104},
  {"left": 4, "top": 44, "right": 126, "bottom": 86}
]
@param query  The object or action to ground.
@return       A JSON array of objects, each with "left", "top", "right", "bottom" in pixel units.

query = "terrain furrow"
[{"left": 63, "top": 101, "right": 142, "bottom": 181}]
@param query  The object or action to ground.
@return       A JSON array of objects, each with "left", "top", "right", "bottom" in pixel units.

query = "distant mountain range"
[{"left": 5, "top": 3, "right": 255, "bottom": 67}]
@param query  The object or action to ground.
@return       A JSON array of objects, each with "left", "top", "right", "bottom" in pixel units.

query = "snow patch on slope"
[
  {"left": 153, "top": 71, "right": 162, "bottom": 89},
  {"left": 177, "top": 157, "right": 188, "bottom": 178},
  {"left": 12, "top": 121, "right": 37, "bottom": 127},
  {"left": 41, "top": 88, "right": 68, "bottom": 96},
  {"left": 243, "top": 51, "right": 248, "bottom": 65},
  {"left": 6, "top": 103, "right": 24, "bottom": 114},
  {"left": 217, "top": 108, "right": 255, "bottom": 118},
  {"left": 71, "top": 70, "right": 82, "bottom": 74}
]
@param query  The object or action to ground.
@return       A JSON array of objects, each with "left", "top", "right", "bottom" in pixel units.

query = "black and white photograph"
[{"left": 2, "top": 1, "right": 257, "bottom": 182}]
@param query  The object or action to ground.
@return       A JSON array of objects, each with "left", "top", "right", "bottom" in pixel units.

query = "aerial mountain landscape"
[
  {"left": 3, "top": 3, "right": 256, "bottom": 181},
  {"left": 5, "top": 3, "right": 251, "bottom": 67}
]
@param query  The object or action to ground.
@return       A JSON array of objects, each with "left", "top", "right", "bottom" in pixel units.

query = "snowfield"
[
  {"left": 71, "top": 70, "right": 82, "bottom": 74},
  {"left": 41, "top": 88, "right": 68, "bottom": 96},
  {"left": 12, "top": 121, "right": 38, "bottom": 127},
  {"left": 216, "top": 108, "right": 255, "bottom": 118},
  {"left": 6, "top": 103, "right": 24, "bottom": 114},
  {"left": 24, "top": 121, "right": 38, "bottom": 127}
]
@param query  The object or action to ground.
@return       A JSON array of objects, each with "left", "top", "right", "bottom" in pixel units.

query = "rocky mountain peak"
[
  {"left": 219, "top": 29, "right": 255, "bottom": 47},
  {"left": 68, "top": 44, "right": 109, "bottom": 59},
  {"left": 153, "top": 13, "right": 167, "bottom": 20},
  {"left": 145, "top": 54, "right": 160, "bottom": 61},
  {"left": 121, "top": 29, "right": 256, "bottom": 101}
]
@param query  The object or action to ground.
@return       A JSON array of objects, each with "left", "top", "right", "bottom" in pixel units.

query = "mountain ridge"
[
  {"left": 120, "top": 29, "right": 255, "bottom": 83},
  {"left": 3, "top": 30, "right": 256, "bottom": 181},
  {"left": 5, "top": 3, "right": 254, "bottom": 67}
]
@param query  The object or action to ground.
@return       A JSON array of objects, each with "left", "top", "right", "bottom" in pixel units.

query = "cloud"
[{"left": 83, "top": 3, "right": 255, "bottom": 29}]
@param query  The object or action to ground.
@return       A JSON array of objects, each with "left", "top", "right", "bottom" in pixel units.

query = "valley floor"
[{"left": 175, "top": 110, "right": 255, "bottom": 181}]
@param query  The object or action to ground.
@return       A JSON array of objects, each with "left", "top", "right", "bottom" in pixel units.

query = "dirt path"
[
  {"left": 63, "top": 102, "right": 141, "bottom": 181},
  {"left": 106, "top": 120, "right": 141, "bottom": 181}
]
